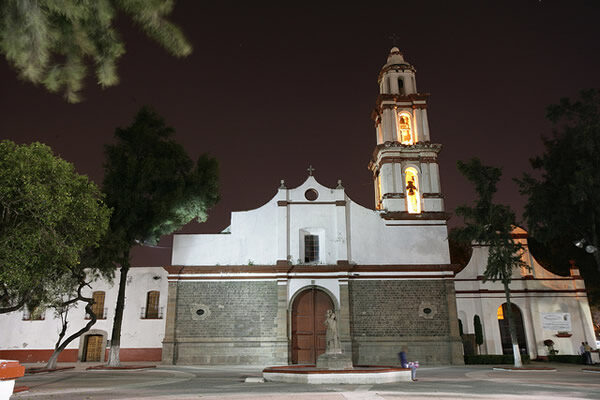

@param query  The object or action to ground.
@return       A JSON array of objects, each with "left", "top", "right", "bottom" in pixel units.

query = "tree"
[
  {"left": 518, "top": 89, "right": 600, "bottom": 274},
  {"left": 452, "top": 158, "right": 527, "bottom": 367},
  {"left": 44, "top": 245, "right": 116, "bottom": 369},
  {"left": 103, "top": 106, "right": 219, "bottom": 366},
  {"left": 0, "top": 0, "right": 191, "bottom": 102},
  {"left": 0, "top": 140, "right": 111, "bottom": 313},
  {"left": 473, "top": 315, "right": 483, "bottom": 354}
]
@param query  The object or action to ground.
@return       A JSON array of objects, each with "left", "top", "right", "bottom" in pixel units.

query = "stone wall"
[
  {"left": 165, "top": 281, "right": 287, "bottom": 365},
  {"left": 349, "top": 280, "right": 463, "bottom": 365}
]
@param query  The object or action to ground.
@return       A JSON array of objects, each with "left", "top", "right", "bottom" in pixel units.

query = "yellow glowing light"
[
  {"left": 405, "top": 168, "right": 421, "bottom": 214},
  {"left": 376, "top": 174, "right": 383, "bottom": 209},
  {"left": 397, "top": 111, "right": 414, "bottom": 145},
  {"left": 497, "top": 305, "right": 504, "bottom": 320}
]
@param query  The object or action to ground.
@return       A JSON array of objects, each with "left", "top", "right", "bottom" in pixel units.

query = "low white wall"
[{"left": 0, "top": 267, "right": 168, "bottom": 353}]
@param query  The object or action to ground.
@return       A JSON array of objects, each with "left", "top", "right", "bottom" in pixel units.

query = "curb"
[
  {"left": 493, "top": 367, "right": 556, "bottom": 372},
  {"left": 26, "top": 366, "right": 75, "bottom": 374},
  {"left": 86, "top": 365, "right": 157, "bottom": 371}
]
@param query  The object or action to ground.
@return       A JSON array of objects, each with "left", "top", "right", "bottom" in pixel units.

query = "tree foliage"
[
  {"left": 0, "top": 0, "right": 191, "bottom": 102},
  {"left": 0, "top": 140, "right": 111, "bottom": 313},
  {"left": 518, "top": 89, "right": 600, "bottom": 273},
  {"left": 452, "top": 158, "right": 526, "bottom": 366},
  {"left": 453, "top": 158, "right": 524, "bottom": 285},
  {"left": 102, "top": 106, "right": 219, "bottom": 365},
  {"left": 473, "top": 315, "right": 483, "bottom": 347}
]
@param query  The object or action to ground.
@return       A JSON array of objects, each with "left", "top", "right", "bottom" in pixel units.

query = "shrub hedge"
[{"left": 548, "top": 355, "right": 585, "bottom": 364}]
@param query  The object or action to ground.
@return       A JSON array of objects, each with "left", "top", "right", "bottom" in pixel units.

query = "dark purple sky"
[{"left": 2, "top": 1, "right": 599, "bottom": 266}]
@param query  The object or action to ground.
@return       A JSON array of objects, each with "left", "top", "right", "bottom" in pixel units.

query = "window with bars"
[
  {"left": 144, "top": 291, "right": 160, "bottom": 319},
  {"left": 90, "top": 291, "right": 106, "bottom": 319},
  {"left": 22, "top": 306, "right": 45, "bottom": 321},
  {"left": 304, "top": 235, "right": 320, "bottom": 263}
]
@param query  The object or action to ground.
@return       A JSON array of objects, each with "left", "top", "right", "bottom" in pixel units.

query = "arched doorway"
[
  {"left": 497, "top": 303, "right": 528, "bottom": 356},
  {"left": 291, "top": 288, "right": 334, "bottom": 364}
]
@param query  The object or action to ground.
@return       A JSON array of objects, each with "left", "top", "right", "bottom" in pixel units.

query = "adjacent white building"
[
  {"left": 0, "top": 267, "right": 167, "bottom": 363},
  {"left": 455, "top": 227, "right": 597, "bottom": 359}
]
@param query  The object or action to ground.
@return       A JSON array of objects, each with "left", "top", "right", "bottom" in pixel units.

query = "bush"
[
  {"left": 548, "top": 355, "right": 584, "bottom": 364},
  {"left": 464, "top": 354, "right": 531, "bottom": 364}
]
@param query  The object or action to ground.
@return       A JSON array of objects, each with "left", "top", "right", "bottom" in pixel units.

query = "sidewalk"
[{"left": 11, "top": 362, "right": 600, "bottom": 400}]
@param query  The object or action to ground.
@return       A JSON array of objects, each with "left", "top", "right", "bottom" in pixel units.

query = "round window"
[
  {"left": 423, "top": 308, "right": 432, "bottom": 314},
  {"left": 196, "top": 309, "right": 205, "bottom": 316},
  {"left": 305, "top": 189, "right": 318, "bottom": 201}
]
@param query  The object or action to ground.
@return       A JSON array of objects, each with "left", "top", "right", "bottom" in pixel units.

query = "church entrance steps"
[{"left": 262, "top": 365, "right": 412, "bottom": 384}]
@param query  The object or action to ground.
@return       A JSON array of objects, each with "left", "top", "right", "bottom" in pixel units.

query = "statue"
[
  {"left": 316, "top": 308, "right": 352, "bottom": 369},
  {"left": 324, "top": 309, "right": 342, "bottom": 354}
]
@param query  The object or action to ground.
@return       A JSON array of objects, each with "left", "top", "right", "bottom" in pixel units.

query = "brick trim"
[
  {"left": 380, "top": 211, "right": 450, "bottom": 221},
  {"left": 277, "top": 201, "right": 343, "bottom": 206}
]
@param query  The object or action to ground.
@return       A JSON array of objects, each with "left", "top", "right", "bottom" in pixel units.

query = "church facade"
[
  {"left": 162, "top": 48, "right": 464, "bottom": 366},
  {"left": 2, "top": 48, "right": 597, "bottom": 366}
]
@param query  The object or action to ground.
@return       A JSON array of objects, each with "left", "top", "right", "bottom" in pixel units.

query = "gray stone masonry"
[
  {"left": 164, "top": 281, "right": 287, "bottom": 365},
  {"left": 349, "top": 280, "right": 463, "bottom": 365}
]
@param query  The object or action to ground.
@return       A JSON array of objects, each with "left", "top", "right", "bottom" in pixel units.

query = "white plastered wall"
[
  {"left": 171, "top": 176, "right": 451, "bottom": 267},
  {"left": 0, "top": 267, "right": 168, "bottom": 353}
]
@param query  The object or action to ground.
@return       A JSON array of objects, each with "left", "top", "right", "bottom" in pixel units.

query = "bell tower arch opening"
[{"left": 405, "top": 167, "right": 421, "bottom": 214}]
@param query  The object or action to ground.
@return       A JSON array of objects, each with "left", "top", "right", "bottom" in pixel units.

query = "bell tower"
[{"left": 369, "top": 48, "right": 445, "bottom": 217}]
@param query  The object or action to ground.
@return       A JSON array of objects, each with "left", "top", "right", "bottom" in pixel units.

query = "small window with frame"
[
  {"left": 304, "top": 235, "right": 320, "bottom": 263},
  {"left": 144, "top": 291, "right": 161, "bottom": 319}
]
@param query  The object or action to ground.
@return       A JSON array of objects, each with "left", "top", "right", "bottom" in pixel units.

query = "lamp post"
[{"left": 573, "top": 238, "right": 598, "bottom": 254}]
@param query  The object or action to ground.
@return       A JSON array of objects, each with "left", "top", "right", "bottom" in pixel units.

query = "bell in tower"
[{"left": 369, "top": 48, "right": 445, "bottom": 218}]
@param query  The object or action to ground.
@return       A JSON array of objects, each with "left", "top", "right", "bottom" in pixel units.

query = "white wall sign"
[{"left": 541, "top": 312, "right": 572, "bottom": 331}]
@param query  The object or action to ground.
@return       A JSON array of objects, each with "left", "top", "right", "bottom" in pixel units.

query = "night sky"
[{"left": 2, "top": 1, "right": 599, "bottom": 266}]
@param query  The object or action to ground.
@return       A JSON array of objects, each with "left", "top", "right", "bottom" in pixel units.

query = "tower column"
[{"left": 370, "top": 48, "right": 445, "bottom": 215}]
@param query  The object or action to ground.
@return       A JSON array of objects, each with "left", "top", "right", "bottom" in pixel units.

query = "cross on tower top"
[
  {"left": 307, "top": 165, "right": 315, "bottom": 176},
  {"left": 388, "top": 33, "right": 400, "bottom": 47}
]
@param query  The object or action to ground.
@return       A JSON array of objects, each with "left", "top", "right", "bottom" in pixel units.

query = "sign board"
[{"left": 541, "top": 312, "right": 572, "bottom": 331}]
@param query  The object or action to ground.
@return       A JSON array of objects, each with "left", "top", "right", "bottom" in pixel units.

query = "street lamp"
[{"left": 573, "top": 238, "right": 598, "bottom": 254}]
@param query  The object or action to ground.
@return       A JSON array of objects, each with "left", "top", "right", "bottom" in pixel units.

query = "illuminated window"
[
  {"left": 145, "top": 291, "right": 160, "bottom": 319},
  {"left": 405, "top": 167, "right": 421, "bottom": 214},
  {"left": 497, "top": 305, "right": 504, "bottom": 320},
  {"left": 396, "top": 112, "right": 414, "bottom": 145},
  {"left": 304, "top": 235, "right": 319, "bottom": 263},
  {"left": 376, "top": 172, "right": 383, "bottom": 209}
]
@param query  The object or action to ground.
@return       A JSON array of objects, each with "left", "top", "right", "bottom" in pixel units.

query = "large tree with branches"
[
  {"left": 518, "top": 89, "right": 600, "bottom": 274},
  {"left": 0, "top": 140, "right": 111, "bottom": 314},
  {"left": 0, "top": 0, "right": 191, "bottom": 102},
  {"left": 103, "top": 106, "right": 219, "bottom": 366}
]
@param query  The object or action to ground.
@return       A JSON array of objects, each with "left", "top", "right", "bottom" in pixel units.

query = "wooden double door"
[
  {"left": 84, "top": 335, "right": 103, "bottom": 362},
  {"left": 291, "top": 288, "right": 333, "bottom": 364}
]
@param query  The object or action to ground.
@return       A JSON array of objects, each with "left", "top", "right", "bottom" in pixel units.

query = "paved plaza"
[{"left": 11, "top": 362, "right": 600, "bottom": 400}]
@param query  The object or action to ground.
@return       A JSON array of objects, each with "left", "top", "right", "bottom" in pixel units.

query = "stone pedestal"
[{"left": 316, "top": 352, "right": 353, "bottom": 370}]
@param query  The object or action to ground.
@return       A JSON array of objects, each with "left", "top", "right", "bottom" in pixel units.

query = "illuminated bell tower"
[{"left": 369, "top": 47, "right": 445, "bottom": 216}]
